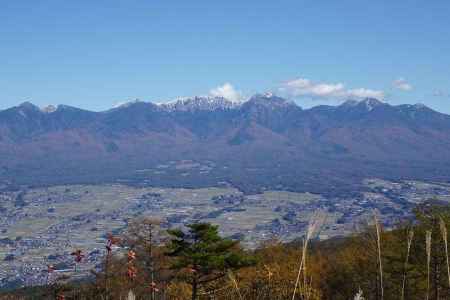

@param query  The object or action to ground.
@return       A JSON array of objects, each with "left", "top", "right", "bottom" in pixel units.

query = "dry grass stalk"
[
  {"left": 291, "top": 211, "right": 326, "bottom": 300},
  {"left": 426, "top": 230, "right": 432, "bottom": 300},
  {"left": 263, "top": 263, "right": 274, "bottom": 292},
  {"left": 227, "top": 270, "right": 244, "bottom": 300},
  {"left": 440, "top": 217, "right": 450, "bottom": 288},
  {"left": 373, "top": 213, "right": 384, "bottom": 300},
  {"left": 292, "top": 236, "right": 308, "bottom": 300},
  {"left": 126, "top": 290, "right": 135, "bottom": 300},
  {"left": 401, "top": 228, "right": 414, "bottom": 300},
  {"left": 354, "top": 288, "right": 365, "bottom": 300},
  {"left": 306, "top": 275, "right": 313, "bottom": 300}
]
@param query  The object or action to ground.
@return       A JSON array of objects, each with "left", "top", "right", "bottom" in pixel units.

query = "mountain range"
[{"left": 1, "top": 93, "right": 450, "bottom": 195}]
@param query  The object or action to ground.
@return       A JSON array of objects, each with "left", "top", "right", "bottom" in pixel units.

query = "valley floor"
[{"left": 0, "top": 178, "right": 449, "bottom": 288}]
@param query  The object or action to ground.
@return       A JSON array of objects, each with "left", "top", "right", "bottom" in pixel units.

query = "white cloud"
[
  {"left": 209, "top": 83, "right": 242, "bottom": 102},
  {"left": 282, "top": 78, "right": 345, "bottom": 97},
  {"left": 433, "top": 90, "right": 450, "bottom": 97},
  {"left": 347, "top": 88, "right": 385, "bottom": 99},
  {"left": 279, "top": 77, "right": 385, "bottom": 100},
  {"left": 392, "top": 78, "right": 412, "bottom": 91}
]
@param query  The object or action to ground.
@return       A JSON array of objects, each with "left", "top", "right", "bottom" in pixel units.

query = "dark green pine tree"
[{"left": 167, "top": 223, "right": 254, "bottom": 300}]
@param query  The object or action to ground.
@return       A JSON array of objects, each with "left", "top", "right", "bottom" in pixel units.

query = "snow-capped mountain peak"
[
  {"left": 159, "top": 96, "right": 241, "bottom": 112},
  {"left": 340, "top": 98, "right": 384, "bottom": 112},
  {"left": 41, "top": 105, "right": 57, "bottom": 113},
  {"left": 246, "top": 93, "right": 296, "bottom": 108},
  {"left": 361, "top": 98, "right": 384, "bottom": 111}
]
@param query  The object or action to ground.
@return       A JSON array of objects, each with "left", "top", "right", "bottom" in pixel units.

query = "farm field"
[{"left": 1, "top": 179, "right": 450, "bottom": 287}]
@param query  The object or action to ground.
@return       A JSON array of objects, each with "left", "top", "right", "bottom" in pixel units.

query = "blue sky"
[{"left": 1, "top": 1, "right": 449, "bottom": 112}]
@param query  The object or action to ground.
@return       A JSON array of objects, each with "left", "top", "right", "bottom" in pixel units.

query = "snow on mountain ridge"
[
  {"left": 158, "top": 96, "right": 242, "bottom": 112},
  {"left": 41, "top": 105, "right": 57, "bottom": 113}
]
